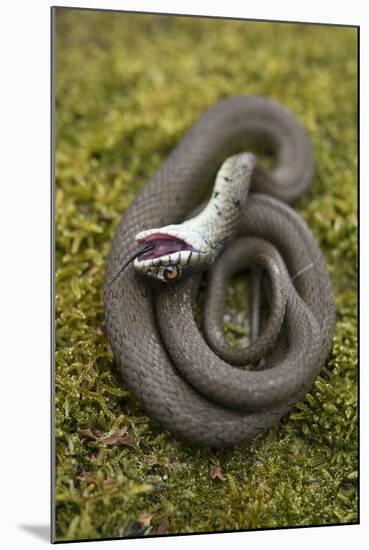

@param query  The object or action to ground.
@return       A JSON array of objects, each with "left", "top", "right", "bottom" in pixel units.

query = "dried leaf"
[
  {"left": 209, "top": 464, "right": 226, "bottom": 481},
  {"left": 103, "top": 478, "right": 117, "bottom": 486},
  {"left": 77, "top": 471, "right": 97, "bottom": 484},
  {"left": 118, "top": 434, "right": 135, "bottom": 447},
  {"left": 138, "top": 511, "right": 152, "bottom": 527},
  {"left": 100, "top": 426, "right": 129, "bottom": 445},
  {"left": 157, "top": 517, "right": 170, "bottom": 535},
  {"left": 77, "top": 428, "right": 100, "bottom": 440}
]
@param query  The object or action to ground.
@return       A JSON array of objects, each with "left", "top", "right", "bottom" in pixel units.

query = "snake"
[{"left": 103, "top": 95, "right": 336, "bottom": 448}]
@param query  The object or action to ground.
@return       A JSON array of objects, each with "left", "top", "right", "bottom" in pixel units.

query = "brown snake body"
[{"left": 104, "top": 96, "right": 335, "bottom": 447}]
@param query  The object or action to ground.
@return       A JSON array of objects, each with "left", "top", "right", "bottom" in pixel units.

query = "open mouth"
[{"left": 136, "top": 232, "right": 195, "bottom": 262}]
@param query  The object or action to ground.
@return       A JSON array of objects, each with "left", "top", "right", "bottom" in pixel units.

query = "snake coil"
[{"left": 104, "top": 96, "right": 335, "bottom": 447}]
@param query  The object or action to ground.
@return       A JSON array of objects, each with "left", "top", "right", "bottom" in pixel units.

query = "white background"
[{"left": 0, "top": 0, "right": 366, "bottom": 548}]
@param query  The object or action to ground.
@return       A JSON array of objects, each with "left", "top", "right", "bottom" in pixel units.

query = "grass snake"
[{"left": 104, "top": 96, "right": 335, "bottom": 447}]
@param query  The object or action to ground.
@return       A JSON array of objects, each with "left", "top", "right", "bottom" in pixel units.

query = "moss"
[{"left": 54, "top": 9, "right": 358, "bottom": 541}]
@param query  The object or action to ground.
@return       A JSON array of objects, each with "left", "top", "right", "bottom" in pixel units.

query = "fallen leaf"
[
  {"left": 103, "top": 433, "right": 134, "bottom": 447},
  {"left": 77, "top": 471, "right": 97, "bottom": 484},
  {"left": 157, "top": 517, "right": 170, "bottom": 535},
  {"left": 77, "top": 428, "right": 100, "bottom": 440},
  {"left": 103, "top": 478, "right": 117, "bottom": 486},
  {"left": 209, "top": 464, "right": 226, "bottom": 481},
  {"left": 100, "top": 426, "right": 129, "bottom": 445},
  {"left": 138, "top": 511, "right": 152, "bottom": 527},
  {"left": 78, "top": 426, "right": 135, "bottom": 447},
  {"left": 118, "top": 433, "right": 135, "bottom": 447}
]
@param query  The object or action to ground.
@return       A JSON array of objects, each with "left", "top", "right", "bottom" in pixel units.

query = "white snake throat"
[{"left": 133, "top": 153, "right": 255, "bottom": 282}]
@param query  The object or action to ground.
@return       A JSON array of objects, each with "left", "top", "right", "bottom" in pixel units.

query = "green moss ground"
[{"left": 54, "top": 9, "right": 358, "bottom": 541}]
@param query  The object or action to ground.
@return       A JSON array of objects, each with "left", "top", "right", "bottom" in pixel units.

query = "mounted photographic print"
[{"left": 52, "top": 6, "right": 358, "bottom": 543}]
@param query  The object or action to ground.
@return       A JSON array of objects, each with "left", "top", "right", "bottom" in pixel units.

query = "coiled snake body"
[{"left": 104, "top": 96, "right": 335, "bottom": 447}]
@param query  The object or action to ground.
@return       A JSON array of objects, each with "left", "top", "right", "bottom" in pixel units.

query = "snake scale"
[{"left": 104, "top": 96, "right": 336, "bottom": 447}]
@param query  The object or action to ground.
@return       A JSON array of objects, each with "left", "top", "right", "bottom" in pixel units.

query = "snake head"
[
  {"left": 133, "top": 153, "right": 254, "bottom": 283},
  {"left": 133, "top": 225, "right": 214, "bottom": 283}
]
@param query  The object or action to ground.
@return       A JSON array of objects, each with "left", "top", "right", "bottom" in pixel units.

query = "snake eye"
[{"left": 163, "top": 265, "right": 180, "bottom": 282}]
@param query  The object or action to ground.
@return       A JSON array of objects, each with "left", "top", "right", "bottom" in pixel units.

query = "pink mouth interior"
[{"left": 137, "top": 232, "right": 194, "bottom": 261}]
